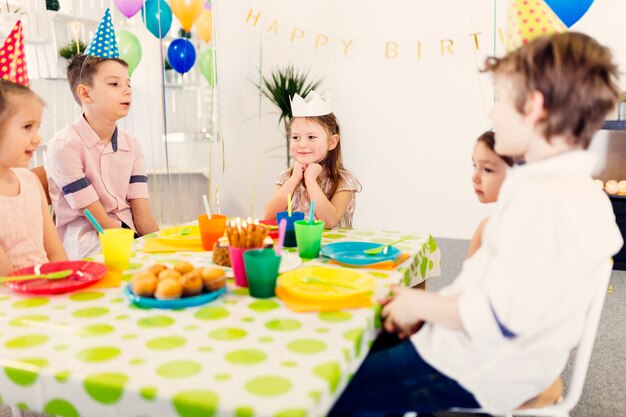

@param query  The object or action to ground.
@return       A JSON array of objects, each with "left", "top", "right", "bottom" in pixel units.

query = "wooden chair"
[
  {"left": 31, "top": 165, "right": 51, "bottom": 206},
  {"left": 449, "top": 261, "right": 613, "bottom": 417}
]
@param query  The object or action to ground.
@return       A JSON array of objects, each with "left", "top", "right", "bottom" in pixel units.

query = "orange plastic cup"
[{"left": 198, "top": 214, "right": 227, "bottom": 251}]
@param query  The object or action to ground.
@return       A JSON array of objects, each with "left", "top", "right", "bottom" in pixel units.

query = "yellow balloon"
[
  {"left": 170, "top": 0, "right": 203, "bottom": 31},
  {"left": 195, "top": 9, "right": 212, "bottom": 43}
]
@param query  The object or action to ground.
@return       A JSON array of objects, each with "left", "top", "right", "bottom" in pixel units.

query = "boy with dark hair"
[
  {"left": 329, "top": 32, "right": 623, "bottom": 416},
  {"left": 45, "top": 53, "right": 158, "bottom": 259}
]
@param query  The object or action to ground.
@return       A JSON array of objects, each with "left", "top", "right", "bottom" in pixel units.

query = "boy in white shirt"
[{"left": 329, "top": 32, "right": 623, "bottom": 416}]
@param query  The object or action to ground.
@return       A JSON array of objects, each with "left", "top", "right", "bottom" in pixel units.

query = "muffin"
[
  {"left": 158, "top": 269, "right": 182, "bottom": 282},
  {"left": 155, "top": 278, "right": 183, "bottom": 300},
  {"left": 212, "top": 237, "right": 231, "bottom": 267},
  {"left": 148, "top": 263, "right": 168, "bottom": 277},
  {"left": 181, "top": 270, "right": 203, "bottom": 297},
  {"left": 200, "top": 267, "right": 226, "bottom": 291},
  {"left": 131, "top": 272, "right": 158, "bottom": 297},
  {"left": 174, "top": 261, "right": 194, "bottom": 275}
]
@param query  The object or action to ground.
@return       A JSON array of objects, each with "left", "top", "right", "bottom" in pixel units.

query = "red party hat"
[{"left": 0, "top": 20, "right": 29, "bottom": 86}]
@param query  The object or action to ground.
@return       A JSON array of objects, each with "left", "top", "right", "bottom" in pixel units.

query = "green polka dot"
[
  {"left": 137, "top": 316, "right": 175, "bottom": 328},
  {"left": 130, "top": 358, "right": 145, "bottom": 365},
  {"left": 12, "top": 298, "right": 49, "bottom": 308},
  {"left": 248, "top": 300, "right": 280, "bottom": 312},
  {"left": 429, "top": 260, "right": 434, "bottom": 270},
  {"left": 235, "top": 406, "right": 253, "bottom": 417},
  {"left": 77, "top": 347, "right": 120, "bottom": 362},
  {"left": 140, "top": 386, "right": 157, "bottom": 401},
  {"left": 315, "top": 328, "right": 329, "bottom": 333},
  {"left": 309, "top": 390, "right": 322, "bottom": 403},
  {"left": 245, "top": 376, "right": 292, "bottom": 396},
  {"left": 198, "top": 346, "right": 213, "bottom": 353},
  {"left": 184, "top": 325, "right": 198, "bottom": 330},
  {"left": 146, "top": 336, "right": 187, "bottom": 350},
  {"left": 172, "top": 390, "right": 219, "bottom": 417},
  {"left": 258, "top": 336, "right": 273, "bottom": 342},
  {"left": 194, "top": 307, "right": 230, "bottom": 320},
  {"left": 122, "top": 334, "right": 137, "bottom": 340},
  {"left": 115, "top": 315, "right": 129, "bottom": 320},
  {"left": 84, "top": 372, "right": 128, "bottom": 404},
  {"left": 127, "top": 262, "right": 142, "bottom": 269},
  {"left": 54, "top": 370, "right": 71, "bottom": 383},
  {"left": 344, "top": 328, "right": 364, "bottom": 357},
  {"left": 17, "top": 402, "right": 29, "bottom": 410},
  {"left": 110, "top": 298, "right": 124, "bottom": 303},
  {"left": 208, "top": 328, "right": 247, "bottom": 340},
  {"left": 54, "top": 345, "right": 69, "bottom": 351},
  {"left": 83, "top": 257, "right": 94, "bottom": 261},
  {"left": 225, "top": 349, "right": 267, "bottom": 365},
  {"left": 214, "top": 373, "right": 231, "bottom": 381},
  {"left": 318, "top": 312, "right": 352, "bottom": 322},
  {"left": 231, "top": 287, "right": 250, "bottom": 296},
  {"left": 368, "top": 272, "right": 390, "bottom": 279},
  {"left": 5, "top": 334, "right": 49, "bottom": 349},
  {"left": 72, "top": 307, "right": 109, "bottom": 318},
  {"left": 324, "top": 233, "right": 346, "bottom": 239},
  {"left": 0, "top": 295, "right": 10, "bottom": 301},
  {"left": 69, "top": 291, "right": 104, "bottom": 301},
  {"left": 428, "top": 235, "right": 438, "bottom": 252},
  {"left": 43, "top": 399, "right": 79, "bottom": 417},
  {"left": 53, "top": 305, "right": 66, "bottom": 310},
  {"left": 4, "top": 358, "right": 48, "bottom": 386},
  {"left": 157, "top": 361, "right": 201, "bottom": 379},
  {"left": 313, "top": 362, "right": 341, "bottom": 393},
  {"left": 273, "top": 409, "right": 307, "bottom": 417},
  {"left": 241, "top": 317, "right": 254, "bottom": 322},
  {"left": 354, "top": 231, "right": 375, "bottom": 236},
  {"left": 122, "top": 274, "right": 132, "bottom": 281},
  {"left": 281, "top": 361, "right": 297, "bottom": 367},
  {"left": 9, "top": 314, "right": 49, "bottom": 327},
  {"left": 78, "top": 324, "right": 115, "bottom": 337},
  {"left": 287, "top": 339, "right": 327, "bottom": 354},
  {"left": 265, "top": 319, "right": 302, "bottom": 331}
]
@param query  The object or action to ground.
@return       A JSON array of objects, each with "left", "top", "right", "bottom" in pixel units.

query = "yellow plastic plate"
[
  {"left": 278, "top": 266, "right": 376, "bottom": 301},
  {"left": 152, "top": 226, "right": 202, "bottom": 246}
]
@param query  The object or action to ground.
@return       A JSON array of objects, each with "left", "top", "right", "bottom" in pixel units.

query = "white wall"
[{"left": 214, "top": 0, "right": 626, "bottom": 239}]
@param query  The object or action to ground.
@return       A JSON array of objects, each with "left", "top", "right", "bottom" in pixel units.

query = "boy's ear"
[
  {"left": 523, "top": 90, "right": 546, "bottom": 124},
  {"left": 76, "top": 84, "right": 93, "bottom": 104},
  {"left": 328, "top": 134, "right": 339, "bottom": 150}
]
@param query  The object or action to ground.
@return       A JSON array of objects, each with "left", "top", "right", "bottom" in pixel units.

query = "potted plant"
[
  {"left": 59, "top": 40, "right": 86, "bottom": 60},
  {"left": 259, "top": 65, "right": 323, "bottom": 166},
  {"left": 46, "top": 0, "right": 60, "bottom": 11}
]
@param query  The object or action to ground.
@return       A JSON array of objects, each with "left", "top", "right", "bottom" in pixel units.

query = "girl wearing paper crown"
[
  {"left": 264, "top": 91, "right": 361, "bottom": 228},
  {"left": 0, "top": 21, "right": 68, "bottom": 274}
]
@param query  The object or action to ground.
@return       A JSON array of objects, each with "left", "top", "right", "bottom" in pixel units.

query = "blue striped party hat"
[{"left": 84, "top": 8, "right": 119, "bottom": 58}]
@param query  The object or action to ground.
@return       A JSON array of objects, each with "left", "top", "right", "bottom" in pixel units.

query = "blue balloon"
[
  {"left": 545, "top": 0, "right": 594, "bottom": 28},
  {"left": 142, "top": 0, "right": 172, "bottom": 39},
  {"left": 167, "top": 38, "right": 196, "bottom": 74}
]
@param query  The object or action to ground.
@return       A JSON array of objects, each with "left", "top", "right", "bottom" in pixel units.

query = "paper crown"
[
  {"left": 290, "top": 91, "right": 332, "bottom": 117},
  {"left": 0, "top": 20, "right": 29, "bottom": 86},
  {"left": 506, "top": 0, "right": 567, "bottom": 52},
  {"left": 84, "top": 8, "right": 119, "bottom": 58}
]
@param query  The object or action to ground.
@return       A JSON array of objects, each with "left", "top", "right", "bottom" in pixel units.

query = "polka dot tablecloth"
[{"left": 0, "top": 228, "right": 441, "bottom": 417}]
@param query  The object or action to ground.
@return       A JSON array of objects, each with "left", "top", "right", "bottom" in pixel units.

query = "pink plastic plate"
[{"left": 8, "top": 261, "right": 107, "bottom": 295}]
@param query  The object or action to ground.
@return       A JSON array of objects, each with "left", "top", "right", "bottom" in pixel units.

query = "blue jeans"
[{"left": 328, "top": 332, "right": 480, "bottom": 417}]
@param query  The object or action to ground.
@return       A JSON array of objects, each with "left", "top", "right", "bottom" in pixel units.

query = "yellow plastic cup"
[{"left": 99, "top": 228, "right": 134, "bottom": 271}]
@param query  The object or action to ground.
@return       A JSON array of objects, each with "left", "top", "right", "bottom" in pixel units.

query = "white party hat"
[{"left": 290, "top": 91, "right": 332, "bottom": 117}]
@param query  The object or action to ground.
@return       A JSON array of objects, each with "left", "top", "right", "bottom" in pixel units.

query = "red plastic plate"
[{"left": 8, "top": 261, "right": 107, "bottom": 295}]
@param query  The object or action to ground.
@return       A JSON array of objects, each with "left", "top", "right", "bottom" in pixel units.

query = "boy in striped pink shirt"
[{"left": 45, "top": 55, "right": 159, "bottom": 259}]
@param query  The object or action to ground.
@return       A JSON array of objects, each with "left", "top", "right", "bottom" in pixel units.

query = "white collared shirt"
[{"left": 412, "top": 150, "right": 623, "bottom": 412}]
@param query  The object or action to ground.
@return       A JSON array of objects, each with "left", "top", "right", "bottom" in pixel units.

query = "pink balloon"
[{"left": 114, "top": 0, "right": 144, "bottom": 18}]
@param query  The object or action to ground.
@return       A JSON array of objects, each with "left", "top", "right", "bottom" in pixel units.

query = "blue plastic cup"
[{"left": 276, "top": 211, "right": 304, "bottom": 247}]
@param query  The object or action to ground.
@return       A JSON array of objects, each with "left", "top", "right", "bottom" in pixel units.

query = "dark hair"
[
  {"left": 66, "top": 54, "right": 128, "bottom": 104},
  {"left": 476, "top": 131, "right": 514, "bottom": 167},
  {"left": 483, "top": 32, "right": 619, "bottom": 149},
  {"left": 0, "top": 79, "right": 43, "bottom": 137},
  {"left": 289, "top": 112, "right": 345, "bottom": 198}
]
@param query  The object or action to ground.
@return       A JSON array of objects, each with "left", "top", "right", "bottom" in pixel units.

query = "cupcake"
[
  {"left": 155, "top": 278, "right": 183, "bottom": 300},
  {"left": 181, "top": 270, "right": 204, "bottom": 297},
  {"left": 158, "top": 269, "right": 182, "bottom": 282},
  {"left": 148, "top": 263, "right": 168, "bottom": 277},
  {"left": 174, "top": 261, "right": 194, "bottom": 275},
  {"left": 131, "top": 272, "right": 158, "bottom": 297},
  {"left": 200, "top": 267, "right": 226, "bottom": 291}
]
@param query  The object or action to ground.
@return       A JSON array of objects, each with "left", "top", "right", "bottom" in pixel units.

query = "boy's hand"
[
  {"left": 304, "top": 163, "right": 323, "bottom": 182},
  {"left": 381, "top": 285, "right": 425, "bottom": 338},
  {"left": 291, "top": 161, "right": 307, "bottom": 181}
]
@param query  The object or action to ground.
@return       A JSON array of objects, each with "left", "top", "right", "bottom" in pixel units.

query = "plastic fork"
[
  {"left": 0, "top": 269, "right": 74, "bottom": 283},
  {"left": 363, "top": 237, "right": 410, "bottom": 255}
]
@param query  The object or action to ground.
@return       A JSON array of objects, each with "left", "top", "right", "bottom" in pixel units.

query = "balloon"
[
  {"left": 142, "top": 0, "right": 172, "bottom": 39},
  {"left": 199, "top": 48, "right": 216, "bottom": 86},
  {"left": 170, "top": 0, "right": 203, "bottom": 32},
  {"left": 195, "top": 9, "right": 212, "bottom": 43},
  {"left": 113, "top": 0, "right": 144, "bottom": 18},
  {"left": 167, "top": 38, "right": 196, "bottom": 74},
  {"left": 116, "top": 30, "right": 142, "bottom": 77},
  {"left": 545, "top": 0, "right": 594, "bottom": 28}
]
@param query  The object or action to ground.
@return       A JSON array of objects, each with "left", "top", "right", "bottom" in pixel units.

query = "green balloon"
[
  {"left": 116, "top": 30, "right": 142, "bottom": 77},
  {"left": 199, "top": 48, "right": 216, "bottom": 87}
]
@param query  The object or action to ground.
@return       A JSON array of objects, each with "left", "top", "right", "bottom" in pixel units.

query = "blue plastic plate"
[
  {"left": 320, "top": 241, "right": 401, "bottom": 266},
  {"left": 123, "top": 284, "right": 227, "bottom": 309}
]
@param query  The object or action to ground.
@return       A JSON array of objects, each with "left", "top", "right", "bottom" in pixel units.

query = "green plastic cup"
[
  {"left": 294, "top": 220, "right": 325, "bottom": 259},
  {"left": 243, "top": 249, "right": 282, "bottom": 298}
]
